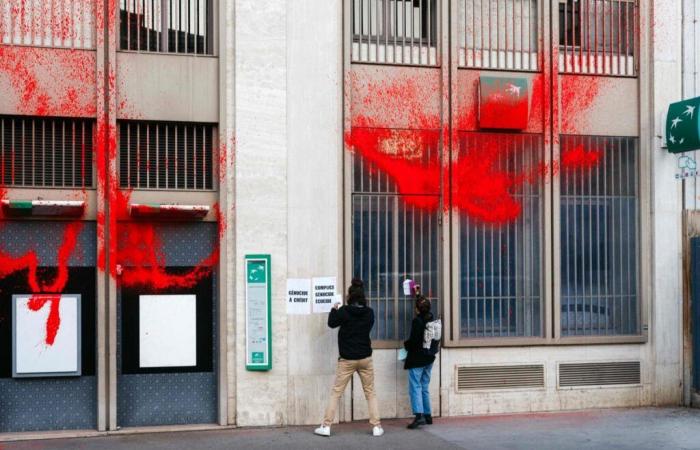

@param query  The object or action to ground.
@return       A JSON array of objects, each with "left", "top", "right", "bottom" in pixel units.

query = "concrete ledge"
[{"left": 0, "top": 424, "right": 237, "bottom": 443}]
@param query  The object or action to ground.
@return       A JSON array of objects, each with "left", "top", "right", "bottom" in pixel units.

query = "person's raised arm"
[{"left": 327, "top": 303, "right": 346, "bottom": 328}]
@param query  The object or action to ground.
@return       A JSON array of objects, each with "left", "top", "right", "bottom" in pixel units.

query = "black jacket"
[
  {"left": 328, "top": 304, "right": 374, "bottom": 360},
  {"left": 404, "top": 313, "right": 436, "bottom": 370}
]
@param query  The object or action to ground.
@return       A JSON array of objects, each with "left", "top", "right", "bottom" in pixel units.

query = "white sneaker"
[
  {"left": 314, "top": 425, "right": 331, "bottom": 437},
  {"left": 372, "top": 425, "right": 384, "bottom": 437}
]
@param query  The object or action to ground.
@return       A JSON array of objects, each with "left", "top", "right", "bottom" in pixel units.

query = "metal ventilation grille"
[
  {"left": 559, "top": 361, "right": 641, "bottom": 387},
  {"left": 457, "top": 365, "right": 544, "bottom": 391},
  {"left": 0, "top": 116, "right": 94, "bottom": 188},
  {"left": 118, "top": 121, "right": 214, "bottom": 190}
]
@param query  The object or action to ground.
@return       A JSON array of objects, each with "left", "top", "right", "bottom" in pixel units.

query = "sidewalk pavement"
[{"left": 2, "top": 407, "right": 699, "bottom": 450}]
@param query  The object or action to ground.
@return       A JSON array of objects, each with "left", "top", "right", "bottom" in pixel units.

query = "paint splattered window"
[
  {"left": 119, "top": 0, "right": 214, "bottom": 54},
  {"left": 457, "top": 133, "right": 544, "bottom": 339},
  {"left": 117, "top": 121, "right": 215, "bottom": 190},
  {"left": 0, "top": 116, "right": 95, "bottom": 188},
  {"left": 350, "top": 128, "right": 442, "bottom": 342},
  {"left": 0, "top": 0, "right": 96, "bottom": 49},
  {"left": 351, "top": 0, "right": 440, "bottom": 66},
  {"left": 559, "top": 135, "right": 639, "bottom": 336},
  {"left": 558, "top": 0, "right": 637, "bottom": 76},
  {"left": 459, "top": 0, "right": 539, "bottom": 71}
]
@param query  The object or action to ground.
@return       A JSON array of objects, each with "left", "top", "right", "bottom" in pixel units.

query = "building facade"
[{"left": 0, "top": 0, "right": 687, "bottom": 438}]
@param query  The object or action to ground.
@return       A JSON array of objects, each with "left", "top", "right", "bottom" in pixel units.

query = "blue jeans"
[{"left": 408, "top": 363, "right": 433, "bottom": 415}]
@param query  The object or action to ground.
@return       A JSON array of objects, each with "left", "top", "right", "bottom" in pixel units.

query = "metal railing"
[
  {"left": 458, "top": 132, "right": 543, "bottom": 338},
  {"left": 119, "top": 0, "right": 213, "bottom": 54},
  {"left": 0, "top": 116, "right": 94, "bottom": 188},
  {"left": 0, "top": 0, "right": 95, "bottom": 49},
  {"left": 560, "top": 135, "right": 639, "bottom": 336},
  {"left": 118, "top": 121, "right": 214, "bottom": 191},
  {"left": 351, "top": 0, "right": 440, "bottom": 66},
  {"left": 459, "top": 0, "right": 539, "bottom": 71},
  {"left": 558, "top": 0, "right": 637, "bottom": 76}
]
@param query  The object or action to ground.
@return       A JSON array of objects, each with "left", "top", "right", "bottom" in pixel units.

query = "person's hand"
[{"left": 333, "top": 302, "right": 341, "bottom": 310}]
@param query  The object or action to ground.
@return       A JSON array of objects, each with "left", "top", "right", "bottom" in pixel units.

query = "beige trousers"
[{"left": 322, "top": 356, "right": 381, "bottom": 427}]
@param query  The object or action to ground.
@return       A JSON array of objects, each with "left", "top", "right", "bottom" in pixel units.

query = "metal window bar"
[
  {"left": 559, "top": 135, "right": 639, "bottom": 336},
  {"left": 350, "top": 128, "right": 442, "bottom": 342},
  {"left": 351, "top": 0, "right": 440, "bottom": 66},
  {"left": 557, "top": 0, "right": 637, "bottom": 76},
  {"left": 1, "top": 0, "right": 95, "bottom": 49},
  {"left": 458, "top": 132, "right": 543, "bottom": 338},
  {"left": 119, "top": 0, "right": 211, "bottom": 54},
  {"left": 118, "top": 120, "right": 214, "bottom": 191},
  {"left": 0, "top": 115, "right": 93, "bottom": 188},
  {"left": 460, "top": 0, "right": 539, "bottom": 71},
  {"left": 352, "top": 194, "right": 441, "bottom": 341}
]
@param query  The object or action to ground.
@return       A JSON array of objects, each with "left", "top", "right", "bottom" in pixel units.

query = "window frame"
[
  {"left": 343, "top": 0, "right": 649, "bottom": 349},
  {"left": 117, "top": 0, "right": 217, "bottom": 56}
]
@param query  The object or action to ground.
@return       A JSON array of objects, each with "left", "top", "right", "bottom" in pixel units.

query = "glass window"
[
  {"left": 350, "top": 128, "right": 441, "bottom": 342},
  {"left": 560, "top": 135, "right": 639, "bottom": 336},
  {"left": 119, "top": 0, "right": 213, "bottom": 54},
  {"left": 457, "top": 133, "right": 543, "bottom": 339}
]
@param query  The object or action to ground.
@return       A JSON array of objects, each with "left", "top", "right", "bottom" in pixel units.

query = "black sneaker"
[
  {"left": 424, "top": 414, "right": 433, "bottom": 425},
  {"left": 407, "top": 414, "right": 426, "bottom": 429}
]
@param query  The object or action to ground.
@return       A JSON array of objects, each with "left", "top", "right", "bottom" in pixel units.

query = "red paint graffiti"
[{"left": 0, "top": 1, "right": 227, "bottom": 344}]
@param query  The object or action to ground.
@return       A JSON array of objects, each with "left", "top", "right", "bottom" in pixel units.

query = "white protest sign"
[
  {"left": 312, "top": 277, "right": 337, "bottom": 313},
  {"left": 286, "top": 278, "right": 311, "bottom": 315},
  {"left": 403, "top": 279, "right": 415, "bottom": 296}
]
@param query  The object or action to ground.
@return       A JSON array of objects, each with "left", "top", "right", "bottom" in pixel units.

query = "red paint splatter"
[
  {"left": 478, "top": 80, "right": 529, "bottom": 130},
  {"left": 0, "top": 0, "right": 225, "bottom": 344},
  {"left": 561, "top": 145, "right": 602, "bottom": 170},
  {"left": 347, "top": 72, "right": 604, "bottom": 225},
  {"left": 560, "top": 76, "right": 605, "bottom": 132},
  {"left": 0, "top": 222, "right": 82, "bottom": 345},
  {"left": 27, "top": 295, "right": 62, "bottom": 345}
]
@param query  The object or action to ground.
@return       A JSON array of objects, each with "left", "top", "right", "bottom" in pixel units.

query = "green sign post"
[
  {"left": 666, "top": 97, "right": 700, "bottom": 153},
  {"left": 245, "top": 254, "right": 272, "bottom": 371}
]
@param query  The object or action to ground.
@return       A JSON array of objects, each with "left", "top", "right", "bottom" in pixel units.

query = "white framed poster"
[
  {"left": 13, "top": 294, "right": 81, "bottom": 378},
  {"left": 312, "top": 277, "right": 337, "bottom": 313},
  {"left": 139, "top": 294, "right": 197, "bottom": 368},
  {"left": 286, "top": 278, "right": 311, "bottom": 315}
]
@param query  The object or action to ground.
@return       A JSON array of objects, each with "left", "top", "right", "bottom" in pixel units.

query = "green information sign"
[
  {"left": 666, "top": 97, "right": 700, "bottom": 153},
  {"left": 245, "top": 254, "right": 272, "bottom": 371}
]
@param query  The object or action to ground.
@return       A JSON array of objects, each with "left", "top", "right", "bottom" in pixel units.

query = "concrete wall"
[
  {"left": 233, "top": 0, "right": 288, "bottom": 427},
  {"left": 651, "top": 0, "right": 684, "bottom": 405},
  {"left": 285, "top": 0, "right": 345, "bottom": 426}
]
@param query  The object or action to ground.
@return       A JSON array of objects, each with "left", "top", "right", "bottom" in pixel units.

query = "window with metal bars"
[
  {"left": 0, "top": 0, "right": 96, "bottom": 49},
  {"left": 118, "top": 121, "right": 214, "bottom": 191},
  {"left": 459, "top": 0, "right": 539, "bottom": 71},
  {"left": 351, "top": 0, "right": 440, "bottom": 66},
  {"left": 558, "top": 0, "right": 637, "bottom": 76},
  {"left": 119, "top": 0, "right": 213, "bottom": 54},
  {"left": 0, "top": 116, "right": 94, "bottom": 188},
  {"left": 457, "top": 133, "right": 543, "bottom": 339},
  {"left": 351, "top": 129, "right": 441, "bottom": 342},
  {"left": 560, "top": 135, "right": 639, "bottom": 336}
]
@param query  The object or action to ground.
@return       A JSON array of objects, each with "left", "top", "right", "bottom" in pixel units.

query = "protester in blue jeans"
[{"left": 403, "top": 291, "right": 435, "bottom": 429}]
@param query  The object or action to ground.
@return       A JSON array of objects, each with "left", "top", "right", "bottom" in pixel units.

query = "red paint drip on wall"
[
  {"left": 27, "top": 295, "right": 62, "bottom": 345},
  {"left": 0, "top": 222, "right": 82, "bottom": 345}
]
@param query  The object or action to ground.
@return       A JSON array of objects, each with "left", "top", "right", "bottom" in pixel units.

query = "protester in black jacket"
[
  {"left": 404, "top": 291, "right": 436, "bottom": 429},
  {"left": 315, "top": 278, "right": 384, "bottom": 438}
]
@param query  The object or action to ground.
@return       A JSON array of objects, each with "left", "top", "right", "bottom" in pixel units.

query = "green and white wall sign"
[{"left": 245, "top": 254, "right": 272, "bottom": 371}]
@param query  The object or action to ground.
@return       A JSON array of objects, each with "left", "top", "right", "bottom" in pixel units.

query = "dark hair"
[
  {"left": 347, "top": 277, "right": 367, "bottom": 306},
  {"left": 415, "top": 294, "right": 431, "bottom": 317}
]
